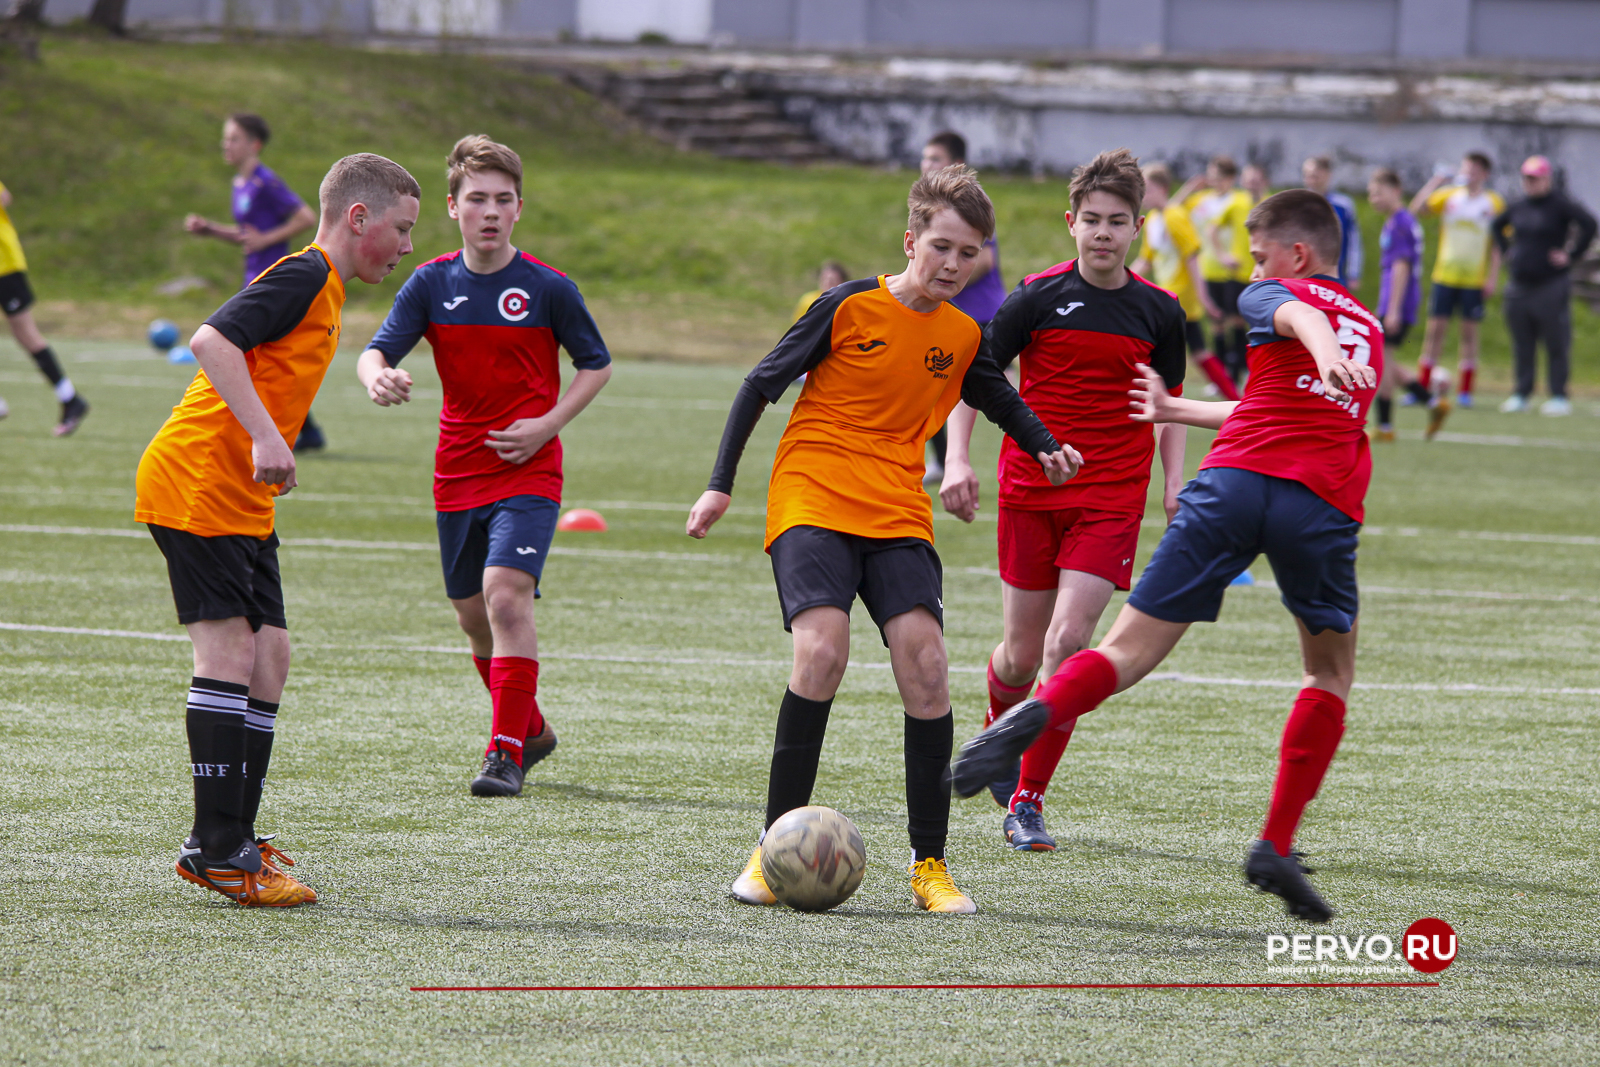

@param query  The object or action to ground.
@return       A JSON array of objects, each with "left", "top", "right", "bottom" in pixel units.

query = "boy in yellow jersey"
[
  {"left": 1136, "top": 163, "right": 1234, "bottom": 398},
  {"left": 687, "top": 166, "right": 1078, "bottom": 914},
  {"left": 0, "top": 180, "right": 89, "bottom": 435},
  {"left": 792, "top": 260, "right": 848, "bottom": 323},
  {"left": 1193, "top": 156, "right": 1256, "bottom": 385},
  {"left": 137, "top": 154, "right": 420, "bottom": 907},
  {"left": 1411, "top": 152, "right": 1503, "bottom": 411}
]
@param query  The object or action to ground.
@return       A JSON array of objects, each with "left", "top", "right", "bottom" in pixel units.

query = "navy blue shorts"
[
  {"left": 1428, "top": 284, "right": 1485, "bottom": 321},
  {"left": 1127, "top": 467, "right": 1360, "bottom": 635},
  {"left": 436, "top": 495, "right": 560, "bottom": 601}
]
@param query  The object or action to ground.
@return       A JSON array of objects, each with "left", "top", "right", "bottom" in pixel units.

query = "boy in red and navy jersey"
[
  {"left": 953, "top": 190, "right": 1380, "bottom": 924},
  {"left": 940, "top": 150, "right": 1188, "bottom": 850},
  {"left": 358, "top": 136, "right": 612, "bottom": 798}
]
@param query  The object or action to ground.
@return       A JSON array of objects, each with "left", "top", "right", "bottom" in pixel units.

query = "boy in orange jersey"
[
  {"left": 687, "top": 166, "right": 1079, "bottom": 914},
  {"left": 136, "top": 154, "right": 421, "bottom": 907}
]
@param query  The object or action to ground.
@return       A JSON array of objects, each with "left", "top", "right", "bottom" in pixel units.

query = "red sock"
[
  {"left": 1016, "top": 651, "right": 1116, "bottom": 807},
  {"left": 1197, "top": 353, "right": 1242, "bottom": 401},
  {"left": 1012, "top": 693, "right": 1074, "bottom": 809},
  {"left": 487, "top": 657, "right": 543, "bottom": 767},
  {"left": 1459, "top": 366, "right": 1476, "bottom": 396},
  {"left": 473, "top": 655, "right": 492, "bottom": 690},
  {"left": 986, "top": 655, "right": 1035, "bottom": 728},
  {"left": 1261, "top": 688, "right": 1347, "bottom": 857},
  {"left": 1417, "top": 360, "right": 1435, "bottom": 391}
]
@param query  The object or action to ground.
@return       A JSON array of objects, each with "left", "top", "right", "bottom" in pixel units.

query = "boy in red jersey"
[
  {"left": 358, "top": 136, "right": 612, "bottom": 798},
  {"left": 953, "top": 190, "right": 1380, "bottom": 923},
  {"left": 939, "top": 150, "right": 1188, "bottom": 850}
]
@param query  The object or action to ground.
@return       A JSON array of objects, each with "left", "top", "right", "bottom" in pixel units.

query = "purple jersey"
[
  {"left": 1377, "top": 208, "right": 1424, "bottom": 324},
  {"left": 950, "top": 237, "right": 1005, "bottom": 324},
  {"left": 232, "top": 163, "right": 306, "bottom": 288}
]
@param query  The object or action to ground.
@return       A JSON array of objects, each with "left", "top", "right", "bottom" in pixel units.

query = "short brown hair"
[
  {"left": 907, "top": 164, "right": 995, "bottom": 240},
  {"left": 1245, "top": 189, "right": 1341, "bottom": 266},
  {"left": 1465, "top": 151, "right": 1493, "bottom": 173},
  {"left": 1370, "top": 167, "right": 1403, "bottom": 191},
  {"left": 1142, "top": 163, "right": 1174, "bottom": 191},
  {"left": 229, "top": 113, "right": 270, "bottom": 146},
  {"left": 319, "top": 153, "right": 422, "bottom": 221},
  {"left": 1209, "top": 154, "right": 1239, "bottom": 178},
  {"left": 447, "top": 134, "right": 524, "bottom": 198},
  {"left": 1070, "top": 148, "right": 1144, "bottom": 214},
  {"left": 1305, "top": 154, "right": 1333, "bottom": 173},
  {"left": 925, "top": 130, "right": 967, "bottom": 164}
]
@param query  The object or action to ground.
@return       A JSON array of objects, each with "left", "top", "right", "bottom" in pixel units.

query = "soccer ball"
[
  {"left": 147, "top": 319, "right": 180, "bottom": 352},
  {"left": 760, "top": 806, "right": 866, "bottom": 912}
]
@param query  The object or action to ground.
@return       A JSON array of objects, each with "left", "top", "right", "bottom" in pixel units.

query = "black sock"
[
  {"left": 1405, "top": 381, "right": 1432, "bottom": 405},
  {"left": 1376, "top": 396, "right": 1393, "bottom": 427},
  {"left": 764, "top": 688, "right": 833, "bottom": 830},
  {"left": 29, "top": 346, "right": 75, "bottom": 402},
  {"left": 905, "top": 710, "right": 954, "bottom": 862},
  {"left": 241, "top": 697, "right": 279, "bottom": 842},
  {"left": 185, "top": 677, "right": 250, "bottom": 861}
]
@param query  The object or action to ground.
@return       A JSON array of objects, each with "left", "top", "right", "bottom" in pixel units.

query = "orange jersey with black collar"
[{"left": 135, "top": 245, "right": 344, "bottom": 537}]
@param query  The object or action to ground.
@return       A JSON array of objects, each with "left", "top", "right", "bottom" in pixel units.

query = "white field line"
[
  {"left": 1399, "top": 429, "right": 1600, "bottom": 453},
  {"left": 3, "top": 622, "right": 1596, "bottom": 696}
]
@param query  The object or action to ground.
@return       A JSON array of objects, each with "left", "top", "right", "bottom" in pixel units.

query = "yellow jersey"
[
  {"left": 1426, "top": 185, "right": 1505, "bottom": 289},
  {"left": 1192, "top": 188, "right": 1255, "bottom": 283},
  {"left": 0, "top": 181, "right": 27, "bottom": 277},
  {"left": 791, "top": 288, "right": 822, "bottom": 323},
  {"left": 1139, "top": 204, "right": 1204, "bottom": 321}
]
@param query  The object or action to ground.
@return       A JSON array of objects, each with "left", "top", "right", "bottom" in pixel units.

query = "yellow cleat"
[
  {"left": 258, "top": 840, "right": 317, "bottom": 904},
  {"left": 1425, "top": 398, "right": 1452, "bottom": 441},
  {"left": 910, "top": 857, "right": 977, "bottom": 914},
  {"left": 1372, "top": 428, "right": 1396, "bottom": 443},
  {"left": 176, "top": 857, "right": 309, "bottom": 908},
  {"left": 730, "top": 845, "right": 777, "bottom": 905}
]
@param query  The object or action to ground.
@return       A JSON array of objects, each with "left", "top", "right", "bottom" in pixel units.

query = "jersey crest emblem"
[
  {"left": 498, "top": 287, "right": 531, "bottom": 322},
  {"left": 924, "top": 347, "right": 954, "bottom": 379}
]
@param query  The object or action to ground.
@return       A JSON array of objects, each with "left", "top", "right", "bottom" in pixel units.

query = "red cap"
[{"left": 1521, "top": 155, "right": 1553, "bottom": 178}]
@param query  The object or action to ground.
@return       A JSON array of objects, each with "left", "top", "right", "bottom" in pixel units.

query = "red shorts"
[{"left": 997, "top": 506, "right": 1144, "bottom": 591}]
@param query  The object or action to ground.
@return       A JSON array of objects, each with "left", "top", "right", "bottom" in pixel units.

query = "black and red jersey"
[{"left": 985, "top": 260, "right": 1187, "bottom": 513}]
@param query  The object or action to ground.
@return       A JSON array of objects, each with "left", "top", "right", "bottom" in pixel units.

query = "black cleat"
[
  {"left": 1244, "top": 839, "right": 1334, "bottom": 923},
  {"left": 469, "top": 749, "right": 524, "bottom": 797},
  {"left": 292, "top": 412, "right": 325, "bottom": 452},
  {"left": 951, "top": 698, "right": 1050, "bottom": 799},
  {"left": 521, "top": 720, "right": 558, "bottom": 771},
  {"left": 986, "top": 759, "right": 1021, "bottom": 808},
  {"left": 1003, "top": 801, "right": 1057, "bottom": 851},
  {"left": 53, "top": 395, "right": 89, "bottom": 437}
]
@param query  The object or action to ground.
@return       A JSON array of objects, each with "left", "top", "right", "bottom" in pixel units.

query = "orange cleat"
[{"left": 176, "top": 839, "right": 313, "bottom": 907}]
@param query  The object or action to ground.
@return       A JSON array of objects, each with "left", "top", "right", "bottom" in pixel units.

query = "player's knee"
[{"left": 1001, "top": 639, "right": 1043, "bottom": 681}]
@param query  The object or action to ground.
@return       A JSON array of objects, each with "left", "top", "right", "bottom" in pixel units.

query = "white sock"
[{"left": 55, "top": 378, "right": 76, "bottom": 403}]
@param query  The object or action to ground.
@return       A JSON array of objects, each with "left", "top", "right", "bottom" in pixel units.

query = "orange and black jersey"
[
  {"left": 708, "top": 275, "right": 1059, "bottom": 547},
  {"left": 986, "top": 260, "right": 1187, "bottom": 513}
]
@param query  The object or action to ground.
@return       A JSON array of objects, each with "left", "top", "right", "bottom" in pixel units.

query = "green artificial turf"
[{"left": 1, "top": 345, "right": 1597, "bottom": 1065}]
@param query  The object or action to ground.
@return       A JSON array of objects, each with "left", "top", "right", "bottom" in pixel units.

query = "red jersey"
[
  {"left": 1202, "top": 276, "right": 1384, "bottom": 522},
  {"left": 986, "top": 261, "right": 1188, "bottom": 513},
  {"left": 367, "top": 250, "right": 611, "bottom": 511}
]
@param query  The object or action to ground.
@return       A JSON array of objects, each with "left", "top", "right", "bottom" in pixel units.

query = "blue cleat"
[{"left": 1003, "top": 802, "right": 1057, "bottom": 851}]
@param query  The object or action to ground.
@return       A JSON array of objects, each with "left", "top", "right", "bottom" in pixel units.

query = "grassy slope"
[
  {"left": 4, "top": 31, "right": 1598, "bottom": 385},
  {"left": 1, "top": 345, "right": 1597, "bottom": 1065}
]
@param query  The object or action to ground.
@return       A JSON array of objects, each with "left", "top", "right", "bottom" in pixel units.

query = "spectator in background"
[
  {"left": 1492, "top": 155, "right": 1597, "bottom": 416},
  {"left": 1303, "top": 155, "right": 1362, "bottom": 289},
  {"left": 919, "top": 130, "right": 1005, "bottom": 483},
  {"left": 1411, "top": 151, "right": 1502, "bottom": 409},
  {"left": 793, "top": 260, "right": 849, "bottom": 323},
  {"left": 1243, "top": 162, "right": 1272, "bottom": 207},
  {"left": 185, "top": 112, "right": 324, "bottom": 449}
]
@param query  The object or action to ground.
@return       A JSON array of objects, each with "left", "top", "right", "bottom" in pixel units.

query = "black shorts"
[
  {"left": 769, "top": 525, "right": 943, "bottom": 646},
  {"left": 147, "top": 525, "right": 287, "bottom": 632},
  {"left": 0, "top": 271, "right": 35, "bottom": 316},
  {"left": 1184, "top": 319, "right": 1207, "bottom": 354},
  {"left": 1383, "top": 321, "right": 1411, "bottom": 347},
  {"left": 1206, "top": 279, "right": 1245, "bottom": 318}
]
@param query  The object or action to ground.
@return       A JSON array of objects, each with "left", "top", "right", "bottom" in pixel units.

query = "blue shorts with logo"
[
  {"left": 436, "top": 494, "right": 560, "bottom": 601},
  {"left": 1428, "top": 283, "right": 1485, "bottom": 321},
  {"left": 1127, "top": 467, "right": 1360, "bottom": 635}
]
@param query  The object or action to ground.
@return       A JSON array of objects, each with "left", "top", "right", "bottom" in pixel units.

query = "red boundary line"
[{"left": 411, "top": 982, "right": 1439, "bottom": 992}]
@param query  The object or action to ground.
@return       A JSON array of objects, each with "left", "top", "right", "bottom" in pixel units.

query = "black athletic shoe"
[
  {"left": 986, "top": 759, "right": 1021, "bottom": 808},
  {"left": 950, "top": 698, "right": 1050, "bottom": 799},
  {"left": 521, "top": 720, "right": 559, "bottom": 770},
  {"left": 293, "top": 413, "right": 325, "bottom": 452},
  {"left": 53, "top": 395, "right": 88, "bottom": 437},
  {"left": 470, "top": 749, "right": 524, "bottom": 797},
  {"left": 1244, "top": 839, "right": 1334, "bottom": 923},
  {"left": 1003, "top": 801, "right": 1057, "bottom": 851}
]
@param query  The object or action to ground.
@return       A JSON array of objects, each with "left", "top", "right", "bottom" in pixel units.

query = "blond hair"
[
  {"left": 447, "top": 134, "right": 524, "bottom": 198},
  {"left": 319, "top": 153, "right": 421, "bottom": 221},
  {"left": 907, "top": 164, "right": 995, "bottom": 240}
]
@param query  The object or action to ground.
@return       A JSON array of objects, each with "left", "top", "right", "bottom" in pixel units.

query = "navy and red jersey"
[
  {"left": 986, "top": 260, "right": 1187, "bottom": 514},
  {"left": 1203, "top": 275, "right": 1384, "bottom": 523},
  {"left": 368, "top": 249, "right": 610, "bottom": 512}
]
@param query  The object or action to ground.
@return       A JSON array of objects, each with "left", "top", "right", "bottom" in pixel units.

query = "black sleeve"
[
  {"left": 981, "top": 282, "right": 1035, "bottom": 371},
  {"left": 205, "top": 250, "right": 329, "bottom": 353},
  {"left": 706, "top": 381, "right": 768, "bottom": 494},
  {"left": 744, "top": 278, "right": 874, "bottom": 403},
  {"left": 1566, "top": 195, "right": 1598, "bottom": 261},
  {"left": 1491, "top": 205, "right": 1513, "bottom": 253},
  {"left": 1151, "top": 302, "right": 1189, "bottom": 391},
  {"left": 960, "top": 342, "right": 1059, "bottom": 460}
]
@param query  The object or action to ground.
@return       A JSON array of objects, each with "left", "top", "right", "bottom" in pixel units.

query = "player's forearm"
[
  {"left": 542, "top": 365, "right": 612, "bottom": 432},
  {"left": 706, "top": 380, "right": 768, "bottom": 494},
  {"left": 1159, "top": 397, "right": 1234, "bottom": 430},
  {"left": 355, "top": 348, "right": 390, "bottom": 389},
  {"left": 190, "top": 325, "right": 282, "bottom": 443},
  {"left": 1186, "top": 254, "right": 1208, "bottom": 301},
  {"left": 960, "top": 356, "right": 1058, "bottom": 459},
  {"left": 1155, "top": 423, "right": 1188, "bottom": 489},
  {"left": 944, "top": 402, "right": 979, "bottom": 468}
]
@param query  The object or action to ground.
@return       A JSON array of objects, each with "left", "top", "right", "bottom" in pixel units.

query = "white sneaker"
[
  {"left": 1499, "top": 395, "right": 1529, "bottom": 413},
  {"left": 923, "top": 458, "right": 945, "bottom": 485},
  {"left": 0, "top": 395, "right": 8, "bottom": 419},
  {"left": 1540, "top": 397, "right": 1572, "bottom": 417}
]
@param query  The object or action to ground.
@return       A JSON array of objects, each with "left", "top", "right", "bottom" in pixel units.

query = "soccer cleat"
[
  {"left": 1372, "top": 428, "right": 1396, "bottom": 443},
  {"left": 1244, "top": 839, "right": 1334, "bottom": 923},
  {"left": 923, "top": 458, "right": 945, "bottom": 485},
  {"left": 1457, "top": 392, "right": 1474, "bottom": 409},
  {"left": 180, "top": 834, "right": 316, "bottom": 903},
  {"left": 52, "top": 395, "right": 88, "bottom": 437},
  {"left": 950, "top": 699, "right": 1049, "bottom": 799},
  {"left": 1424, "top": 398, "right": 1451, "bottom": 441},
  {"left": 1540, "top": 397, "right": 1572, "bottom": 417},
  {"left": 175, "top": 840, "right": 306, "bottom": 907},
  {"left": 909, "top": 857, "right": 977, "bottom": 914},
  {"left": 469, "top": 749, "right": 524, "bottom": 797},
  {"left": 521, "top": 719, "right": 559, "bottom": 771},
  {"left": 1499, "top": 395, "right": 1528, "bottom": 413},
  {"left": 730, "top": 845, "right": 777, "bottom": 905},
  {"left": 1003, "top": 801, "right": 1057, "bottom": 851},
  {"left": 985, "top": 759, "right": 1021, "bottom": 809},
  {"left": 292, "top": 415, "right": 325, "bottom": 452},
  {"left": 0, "top": 395, "right": 9, "bottom": 419}
]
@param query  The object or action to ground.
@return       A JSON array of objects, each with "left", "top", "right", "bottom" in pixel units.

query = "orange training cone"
[{"left": 557, "top": 508, "right": 607, "bottom": 532}]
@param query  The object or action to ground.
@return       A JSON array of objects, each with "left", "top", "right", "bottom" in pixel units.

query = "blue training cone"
[
  {"left": 168, "top": 346, "right": 197, "bottom": 365},
  {"left": 1229, "top": 570, "right": 1256, "bottom": 587}
]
